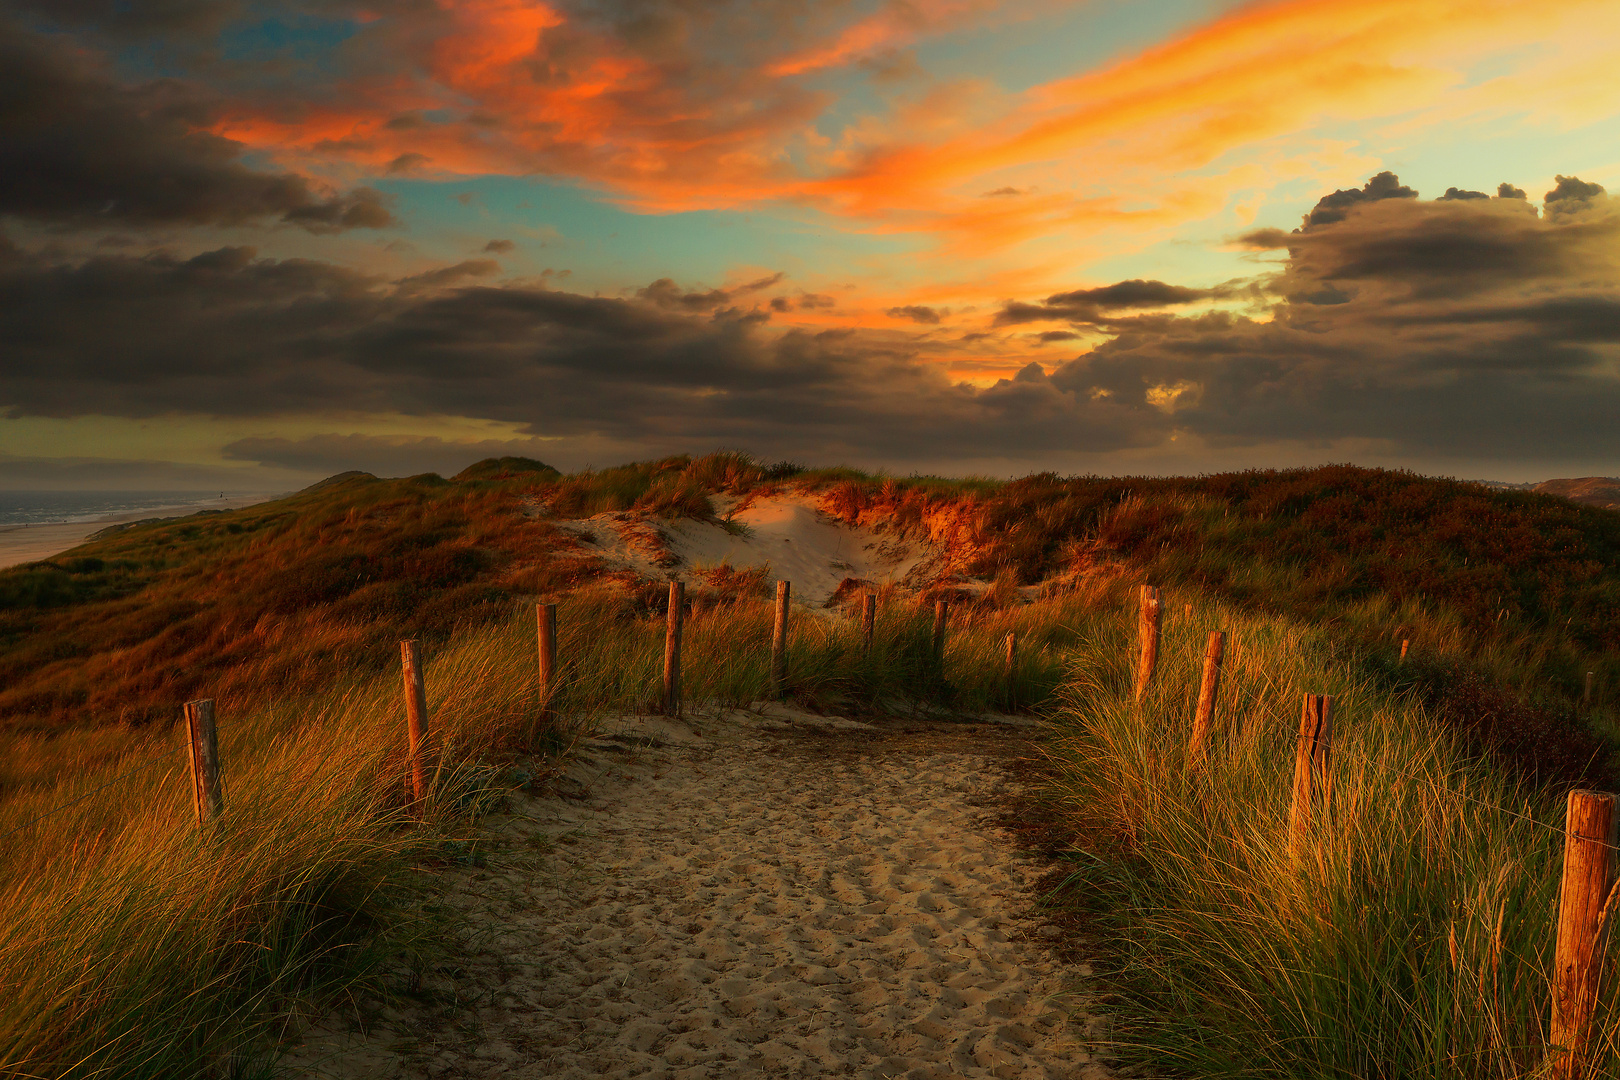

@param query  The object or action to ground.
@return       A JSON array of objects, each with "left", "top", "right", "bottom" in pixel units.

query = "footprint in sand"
[{"left": 284, "top": 706, "right": 1116, "bottom": 1080}]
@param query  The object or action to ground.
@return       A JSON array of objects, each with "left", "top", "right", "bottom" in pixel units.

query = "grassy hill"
[
  {"left": 4, "top": 452, "right": 1620, "bottom": 1078},
  {"left": 4, "top": 454, "right": 1619, "bottom": 785}
]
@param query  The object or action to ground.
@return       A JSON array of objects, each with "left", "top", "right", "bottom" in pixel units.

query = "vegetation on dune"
[
  {"left": 0, "top": 587, "right": 1081, "bottom": 1078},
  {"left": 3, "top": 450, "right": 1620, "bottom": 1077},
  {"left": 1041, "top": 599, "right": 1620, "bottom": 1078}
]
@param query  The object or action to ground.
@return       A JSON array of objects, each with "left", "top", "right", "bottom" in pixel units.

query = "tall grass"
[
  {"left": 0, "top": 587, "right": 1088, "bottom": 1077},
  {"left": 1045, "top": 599, "right": 1620, "bottom": 1077}
]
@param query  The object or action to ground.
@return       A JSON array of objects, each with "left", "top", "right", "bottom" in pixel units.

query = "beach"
[{"left": 0, "top": 494, "right": 280, "bottom": 570}]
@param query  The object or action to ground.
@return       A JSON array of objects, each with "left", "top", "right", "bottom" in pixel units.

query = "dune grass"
[
  {"left": 1044, "top": 597, "right": 1620, "bottom": 1078},
  {"left": 0, "top": 586, "right": 1081, "bottom": 1078}
]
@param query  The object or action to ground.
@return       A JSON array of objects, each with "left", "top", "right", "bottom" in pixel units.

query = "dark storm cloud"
[
  {"left": 995, "top": 279, "right": 1225, "bottom": 326},
  {"left": 1303, "top": 170, "right": 1417, "bottom": 226},
  {"left": 0, "top": 19, "right": 395, "bottom": 231},
  {"left": 1545, "top": 175, "right": 1608, "bottom": 220},
  {"left": 0, "top": 244, "right": 1155, "bottom": 463},
  {"left": 4, "top": 171, "right": 1619, "bottom": 470}
]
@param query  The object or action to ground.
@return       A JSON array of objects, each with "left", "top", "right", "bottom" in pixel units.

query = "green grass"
[
  {"left": 1042, "top": 597, "right": 1620, "bottom": 1077},
  {"left": 0, "top": 586, "right": 1078, "bottom": 1078}
]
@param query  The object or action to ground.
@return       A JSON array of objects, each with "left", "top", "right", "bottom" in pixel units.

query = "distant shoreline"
[{"left": 0, "top": 494, "right": 282, "bottom": 570}]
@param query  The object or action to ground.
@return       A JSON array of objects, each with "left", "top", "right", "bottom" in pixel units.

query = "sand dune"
[
  {"left": 284, "top": 707, "right": 1115, "bottom": 1079},
  {"left": 561, "top": 495, "right": 938, "bottom": 606}
]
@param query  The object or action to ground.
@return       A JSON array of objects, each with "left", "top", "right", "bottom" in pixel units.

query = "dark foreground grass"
[{"left": 1042, "top": 598, "right": 1620, "bottom": 1078}]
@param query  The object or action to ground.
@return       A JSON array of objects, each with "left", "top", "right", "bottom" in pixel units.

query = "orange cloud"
[{"left": 208, "top": 0, "right": 1619, "bottom": 260}]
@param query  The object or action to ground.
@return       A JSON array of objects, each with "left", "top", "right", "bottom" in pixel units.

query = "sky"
[{"left": 1, "top": 0, "right": 1618, "bottom": 489}]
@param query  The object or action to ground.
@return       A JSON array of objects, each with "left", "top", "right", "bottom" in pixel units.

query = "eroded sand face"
[
  {"left": 560, "top": 495, "right": 936, "bottom": 606},
  {"left": 286, "top": 708, "right": 1113, "bottom": 1079}
]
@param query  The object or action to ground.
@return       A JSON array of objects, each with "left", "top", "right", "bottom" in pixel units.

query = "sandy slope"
[
  {"left": 284, "top": 707, "right": 1114, "bottom": 1079},
  {"left": 561, "top": 495, "right": 938, "bottom": 606}
]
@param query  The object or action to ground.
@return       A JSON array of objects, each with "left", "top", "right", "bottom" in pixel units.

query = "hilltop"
[{"left": 1, "top": 453, "right": 1617, "bottom": 762}]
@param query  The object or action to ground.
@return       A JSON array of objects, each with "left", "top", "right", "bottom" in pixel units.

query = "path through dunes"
[{"left": 286, "top": 708, "right": 1117, "bottom": 1079}]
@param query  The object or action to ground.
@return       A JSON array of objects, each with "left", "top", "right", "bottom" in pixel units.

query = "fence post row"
[
  {"left": 1134, "top": 585, "right": 1162, "bottom": 703},
  {"left": 664, "top": 580, "right": 684, "bottom": 717},
  {"left": 862, "top": 593, "right": 877, "bottom": 655},
  {"left": 932, "top": 600, "right": 949, "bottom": 672},
  {"left": 1551, "top": 789, "right": 1618, "bottom": 1079},
  {"left": 183, "top": 698, "right": 223, "bottom": 827},
  {"left": 771, "top": 580, "right": 791, "bottom": 697},
  {"left": 1288, "top": 693, "right": 1333, "bottom": 858},
  {"left": 537, "top": 603, "right": 558, "bottom": 723},
  {"left": 399, "top": 639, "right": 431, "bottom": 803},
  {"left": 1187, "top": 631, "right": 1226, "bottom": 761}
]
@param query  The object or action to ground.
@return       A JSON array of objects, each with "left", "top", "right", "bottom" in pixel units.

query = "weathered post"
[
  {"left": 1188, "top": 631, "right": 1226, "bottom": 761},
  {"left": 1551, "top": 789, "right": 1617, "bottom": 1079},
  {"left": 1288, "top": 694, "right": 1333, "bottom": 858},
  {"left": 664, "top": 580, "right": 685, "bottom": 716},
  {"left": 1133, "top": 586, "right": 1162, "bottom": 703},
  {"left": 537, "top": 602, "right": 558, "bottom": 723},
  {"left": 183, "top": 698, "right": 223, "bottom": 827},
  {"left": 932, "top": 600, "right": 949, "bottom": 673},
  {"left": 1400, "top": 639, "right": 1410, "bottom": 662},
  {"left": 400, "top": 639, "right": 430, "bottom": 803},
  {"left": 1584, "top": 672, "right": 1594, "bottom": 710},
  {"left": 862, "top": 593, "right": 877, "bottom": 655},
  {"left": 1005, "top": 631, "right": 1018, "bottom": 710},
  {"left": 771, "top": 580, "right": 791, "bottom": 697}
]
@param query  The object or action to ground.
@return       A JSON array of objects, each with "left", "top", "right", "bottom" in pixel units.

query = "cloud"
[
  {"left": 482, "top": 239, "right": 516, "bottom": 254},
  {"left": 995, "top": 278, "right": 1226, "bottom": 325},
  {"left": 1304, "top": 170, "right": 1417, "bottom": 226},
  {"left": 1545, "top": 174, "right": 1607, "bottom": 220},
  {"left": 0, "top": 19, "right": 396, "bottom": 232},
  {"left": 887, "top": 305, "right": 944, "bottom": 324},
  {"left": 636, "top": 272, "right": 786, "bottom": 312},
  {"left": 3, "top": 174, "right": 1619, "bottom": 471}
]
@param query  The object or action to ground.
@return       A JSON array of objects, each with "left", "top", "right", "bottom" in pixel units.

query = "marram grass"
[
  {"left": 0, "top": 585, "right": 1093, "bottom": 1078},
  {"left": 1045, "top": 599, "right": 1620, "bottom": 1078}
]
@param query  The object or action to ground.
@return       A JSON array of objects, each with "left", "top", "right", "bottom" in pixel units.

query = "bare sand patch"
[
  {"left": 561, "top": 496, "right": 938, "bottom": 606},
  {"left": 284, "top": 707, "right": 1114, "bottom": 1079}
]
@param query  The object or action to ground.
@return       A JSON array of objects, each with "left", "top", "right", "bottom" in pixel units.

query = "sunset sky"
[{"left": 2, "top": 0, "right": 1619, "bottom": 488}]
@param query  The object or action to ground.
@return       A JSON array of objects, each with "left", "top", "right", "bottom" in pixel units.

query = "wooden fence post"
[
  {"left": 1188, "top": 631, "right": 1226, "bottom": 760},
  {"left": 1133, "top": 586, "right": 1162, "bottom": 703},
  {"left": 771, "top": 580, "right": 791, "bottom": 697},
  {"left": 1400, "top": 639, "right": 1410, "bottom": 662},
  {"left": 400, "top": 640, "right": 430, "bottom": 803},
  {"left": 932, "top": 600, "right": 949, "bottom": 673},
  {"left": 536, "top": 603, "right": 557, "bottom": 723},
  {"left": 862, "top": 593, "right": 877, "bottom": 655},
  {"left": 664, "top": 580, "right": 684, "bottom": 717},
  {"left": 1551, "top": 789, "right": 1618, "bottom": 1079},
  {"left": 1005, "top": 631, "right": 1018, "bottom": 711},
  {"left": 1584, "top": 672, "right": 1594, "bottom": 710},
  {"left": 183, "top": 698, "right": 223, "bottom": 827},
  {"left": 1288, "top": 693, "right": 1333, "bottom": 858}
]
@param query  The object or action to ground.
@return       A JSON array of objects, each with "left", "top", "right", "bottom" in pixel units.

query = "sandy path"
[{"left": 286, "top": 708, "right": 1113, "bottom": 1080}]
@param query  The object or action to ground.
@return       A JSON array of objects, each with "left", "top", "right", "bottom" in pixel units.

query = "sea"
[{"left": 0, "top": 491, "right": 255, "bottom": 528}]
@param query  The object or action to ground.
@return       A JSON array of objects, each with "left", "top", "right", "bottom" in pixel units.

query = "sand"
[
  {"left": 0, "top": 495, "right": 277, "bottom": 570},
  {"left": 283, "top": 707, "right": 1115, "bottom": 1079},
  {"left": 563, "top": 496, "right": 938, "bottom": 606}
]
